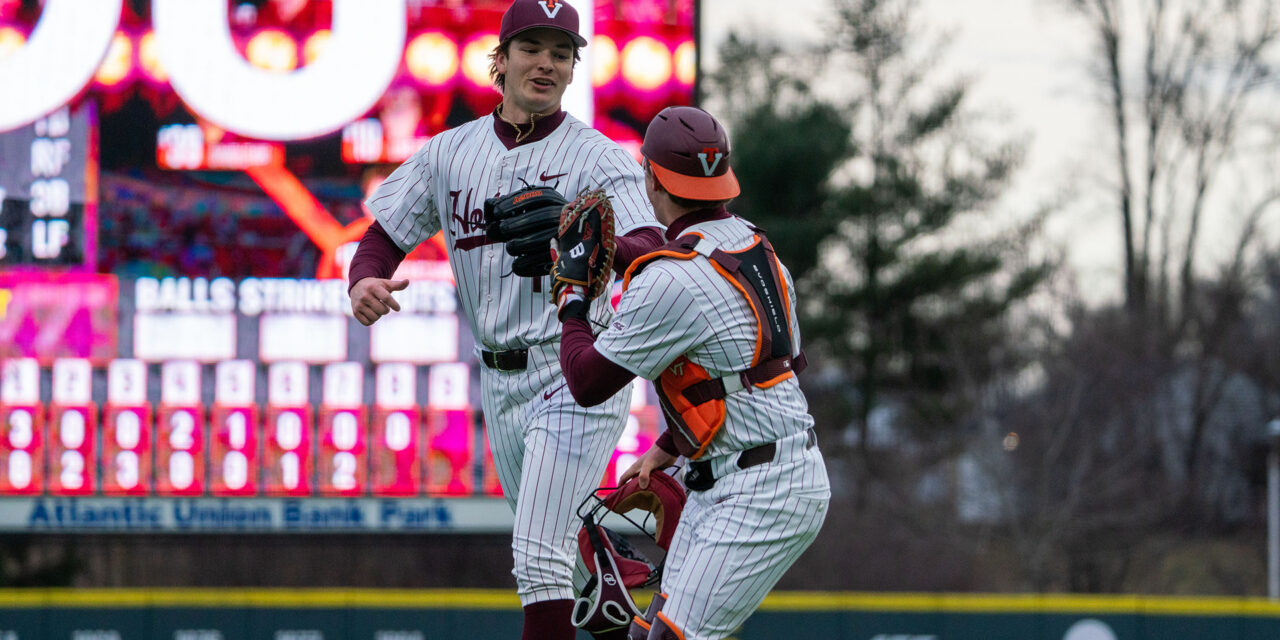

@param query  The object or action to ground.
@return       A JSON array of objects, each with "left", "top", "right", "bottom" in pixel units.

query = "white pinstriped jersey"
[
  {"left": 593, "top": 215, "right": 814, "bottom": 460},
  {"left": 365, "top": 112, "right": 655, "bottom": 350}
]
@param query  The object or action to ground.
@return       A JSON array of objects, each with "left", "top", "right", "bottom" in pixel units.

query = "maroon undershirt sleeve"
[
  {"left": 559, "top": 317, "right": 637, "bottom": 407},
  {"left": 347, "top": 221, "right": 407, "bottom": 293},
  {"left": 613, "top": 226, "right": 665, "bottom": 275},
  {"left": 654, "top": 431, "right": 677, "bottom": 456}
]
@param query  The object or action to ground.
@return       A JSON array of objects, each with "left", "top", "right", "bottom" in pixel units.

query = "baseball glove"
[
  {"left": 550, "top": 188, "right": 616, "bottom": 321},
  {"left": 483, "top": 185, "right": 568, "bottom": 277}
]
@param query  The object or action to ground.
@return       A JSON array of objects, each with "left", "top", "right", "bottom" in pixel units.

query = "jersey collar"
[
  {"left": 492, "top": 107, "right": 567, "bottom": 150},
  {"left": 664, "top": 206, "right": 732, "bottom": 241}
]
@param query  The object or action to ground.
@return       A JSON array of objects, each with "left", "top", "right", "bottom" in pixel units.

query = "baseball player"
[
  {"left": 347, "top": 2, "right": 664, "bottom": 639},
  {"left": 554, "top": 106, "right": 830, "bottom": 640}
]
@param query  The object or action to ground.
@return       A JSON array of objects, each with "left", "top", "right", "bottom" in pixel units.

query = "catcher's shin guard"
[
  {"left": 647, "top": 612, "right": 685, "bottom": 640},
  {"left": 627, "top": 593, "right": 667, "bottom": 640}
]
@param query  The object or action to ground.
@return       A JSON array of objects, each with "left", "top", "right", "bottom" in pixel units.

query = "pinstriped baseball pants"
[
  {"left": 480, "top": 342, "right": 633, "bottom": 605},
  {"left": 659, "top": 442, "right": 830, "bottom": 640}
]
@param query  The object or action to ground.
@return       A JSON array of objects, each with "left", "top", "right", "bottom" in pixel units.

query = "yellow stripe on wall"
[{"left": 2, "top": 589, "right": 1279, "bottom": 618}]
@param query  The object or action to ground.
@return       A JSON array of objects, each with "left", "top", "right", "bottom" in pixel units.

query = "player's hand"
[
  {"left": 350, "top": 277, "right": 409, "bottom": 326},
  {"left": 619, "top": 444, "right": 678, "bottom": 490}
]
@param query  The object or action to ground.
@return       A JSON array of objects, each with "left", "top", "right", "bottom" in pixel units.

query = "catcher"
[{"left": 553, "top": 106, "right": 831, "bottom": 640}]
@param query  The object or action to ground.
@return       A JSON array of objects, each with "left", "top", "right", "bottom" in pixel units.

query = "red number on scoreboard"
[
  {"left": 0, "top": 406, "right": 44, "bottom": 495},
  {"left": 48, "top": 406, "right": 96, "bottom": 495},
  {"left": 263, "top": 407, "right": 313, "bottom": 496},
  {"left": 371, "top": 409, "right": 421, "bottom": 496},
  {"left": 101, "top": 406, "right": 153, "bottom": 495},
  {"left": 210, "top": 406, "right": 259, "bottom": 496},
  {"left": 155, "top": 407, "right": 206, "bottom": 496},
  {"left": 318, "top": 408, "right": 367, "bottom": 496}
]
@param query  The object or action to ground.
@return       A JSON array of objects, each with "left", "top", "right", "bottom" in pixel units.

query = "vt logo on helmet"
[{"left": 697, "top": 147, "right": 723, "bottom": 176}]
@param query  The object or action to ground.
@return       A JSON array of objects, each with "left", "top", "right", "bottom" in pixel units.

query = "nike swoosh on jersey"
[
  {"left": 539, "top": 171, "right": 568, "bottom": 182},
  {"left": 543, "top": 383, "right": 567, "bottom": 400}
]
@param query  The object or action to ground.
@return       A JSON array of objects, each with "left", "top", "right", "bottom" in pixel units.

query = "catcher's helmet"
[
  {"left": 641, "top": 105, "right": 741, "bottom": 201},
  {"left": 571, "top": 472, "right": 687, "bottom": 634}
]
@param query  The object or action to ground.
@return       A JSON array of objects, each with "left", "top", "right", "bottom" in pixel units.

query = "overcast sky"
[{"left": 698, "top": 0, "right": 1122, "bottom": 300}]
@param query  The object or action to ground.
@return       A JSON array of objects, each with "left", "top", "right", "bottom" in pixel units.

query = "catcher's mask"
[{"left": 571, "top": 472, "right": 687, "bottom": 634}]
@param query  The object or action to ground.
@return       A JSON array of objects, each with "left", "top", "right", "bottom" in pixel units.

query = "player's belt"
[
  {"left": 481, "top": 348, "right": 529, "bottom": 371},
  {"left": 684, "top": 428, "right": 816, "bottom": 492}
]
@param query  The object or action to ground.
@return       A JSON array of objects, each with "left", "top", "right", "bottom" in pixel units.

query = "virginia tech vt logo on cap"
[
  {"left": 698, "top": 147, "right": 724, "bottom": 176},
  {"left": 540, "top": 0, "right": 562, "bottom": 18}
]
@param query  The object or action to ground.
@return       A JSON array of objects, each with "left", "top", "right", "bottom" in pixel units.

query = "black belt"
[
  {"left": 684, "top": 429, "right": 817, "bottom": 492},
  {"left": 481, "top": 348, "right": 528, "bottom": 372}
]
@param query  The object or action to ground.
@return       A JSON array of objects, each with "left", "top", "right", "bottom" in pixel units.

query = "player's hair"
[
  {"left": 668, "top": 193, "right": 733, "bottom": 211},
  {"left": 488, "top": 36, "right": 582, "bottom": 91}
]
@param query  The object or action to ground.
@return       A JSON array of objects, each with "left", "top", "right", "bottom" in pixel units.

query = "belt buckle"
[{"left": 494, "top": 354, "right": 518, "bottom": 372}]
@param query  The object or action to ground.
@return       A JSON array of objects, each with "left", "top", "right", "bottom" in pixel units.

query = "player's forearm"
[
  {"left": 613, "top": 226, "right": 665, "bottom": 275},
  {"left": 348, "top": 221, "right": 407, "bottom": 293},
  {"left": 559, "top": 317, "right": 636, "bottom": 406}
]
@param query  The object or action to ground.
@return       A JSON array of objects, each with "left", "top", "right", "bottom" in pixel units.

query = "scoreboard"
[
  {"left": 0, "top": 1, "right": 692, "bottom": 532},
  {"left": 0, "top": 355, "right": 662, "bottom": 532},
  {"left": 0, "top": 104, "right": 95, "bottom": 268}
]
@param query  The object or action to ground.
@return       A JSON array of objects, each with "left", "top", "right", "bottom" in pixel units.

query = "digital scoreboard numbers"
[
  {"left": 0, "top": 359, "right": 43, "bottom": 495},
  {"left": 48, "top": 358, "right": 96, "bottom": 495},
  {"left": 317, "top": 362, "right": 367, "bottom": 496},
  {"left": 264, "top": 362, "right": 313, "bottom": 496},
  {"left": 156, "top": 361, "right": 206, "bottom": 496},
  {"left": 371, "top": 363, "right": 421, "bottom": 496},
  {"left": 0, "top": 105, "right": 95, "bottom": 267},
  {"left": 102, "top": 359, "right": 152, "bottom": 495},
  {"left": 210, "top": 360, "right": 259, "bottom": 496}
]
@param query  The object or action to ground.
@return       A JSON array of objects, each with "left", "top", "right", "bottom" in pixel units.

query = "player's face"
[{"left": 496, "top": 29, "right": 576, "bottom": 121}]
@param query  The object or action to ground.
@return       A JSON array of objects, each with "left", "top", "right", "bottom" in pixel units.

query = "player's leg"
[
  {"left": 479, "top": 366, "right": 531, "bottom": 511},
  {"left": 657, "top": 453, "right": 830, "bottom": 640},
  {"left": 510, "top": 381, "right": 631, "bottom": 636}
]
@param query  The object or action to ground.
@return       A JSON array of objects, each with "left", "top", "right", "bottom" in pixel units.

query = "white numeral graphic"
[
  {"left": 30, "top": 178, "right": 70, "bottom": 217},
  {"left": 8, "top": 450, "right": 31, "bottom": 489},
  {"left": 223, "top": 451, "right": 248, "bottom": 490},
  {"left": 8, "top": 410, "right": 33, "bottom": 448},
  {"left": 116, "top": 411, "right": 141, "bottom": 449},
  {"left": 280, "top": 451, "right": 300, "bottom": 489},
  {"left": 59, "top": 411, "right": 85, "bottom": 449},
  {"left": 227, "top": 411, "right": 247, "bottom": 450},
  {"left": 169, "top": 411, "right": 195, "bottom": 450},
  {"left": 60, "top": 450, "right": 83, "bottom": 489},
  {"left": 384, "top": 412, "right": 411, "bottom": 452},
  {"left": 332, "top": 451, "right": 356, "bottom": 490},
  {"left": 276, "top": 412, "right": 302, "bottom": 450},
  {"left": 115, "top": 451, "right": 139, "bottom": 489},
  {"left": 169, "top": 451, "right": 194, "bottom": 489},
  {"left": 332, "top": 412, "right": 358, "bottom": 451}
]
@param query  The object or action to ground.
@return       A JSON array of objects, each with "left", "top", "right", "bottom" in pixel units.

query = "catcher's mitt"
[
  {"left": 483, "top": 185, "right": 568, "bottom": 277},
  {"left": 550, "top": 187, "right": 616, "bottom": 321}
]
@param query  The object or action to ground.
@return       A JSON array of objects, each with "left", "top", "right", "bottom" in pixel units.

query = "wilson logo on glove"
[{"left": 550, "top": 187, "right": 617, "bottom": 321}]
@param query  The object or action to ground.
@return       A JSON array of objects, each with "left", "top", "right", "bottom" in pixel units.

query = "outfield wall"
[{"left": 2, "top": 589, "right": 1279, "bottom": 639}]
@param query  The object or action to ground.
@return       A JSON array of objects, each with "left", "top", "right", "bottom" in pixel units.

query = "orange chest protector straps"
[{"left": 622, "top": 230, "right": 808, "bottom": 460}]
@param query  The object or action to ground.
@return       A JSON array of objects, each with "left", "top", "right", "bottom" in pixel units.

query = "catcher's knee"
[{"left": 627, "top": 593, "right": 671, "bottom": 640}]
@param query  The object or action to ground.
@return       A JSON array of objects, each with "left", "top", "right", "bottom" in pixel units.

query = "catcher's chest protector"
[{"left": 622, "top": 230, "right": 807, "bottom": 460}]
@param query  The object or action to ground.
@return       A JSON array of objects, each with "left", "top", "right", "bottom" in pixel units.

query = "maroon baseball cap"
[
  {"left": 500, "top": 0, "right": 588, "bottom": 48},
  {"left": 641, "top": 106, "right": 740, "bottom": 201}
]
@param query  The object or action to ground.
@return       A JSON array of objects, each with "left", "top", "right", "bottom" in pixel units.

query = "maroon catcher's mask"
[{"left": 571, "top": 472, "right": 687, "bottom": 634}]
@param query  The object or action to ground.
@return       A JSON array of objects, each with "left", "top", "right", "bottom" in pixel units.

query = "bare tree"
[{"left": 1061, "top": 0, "right": 1280, "bottom": 325}]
